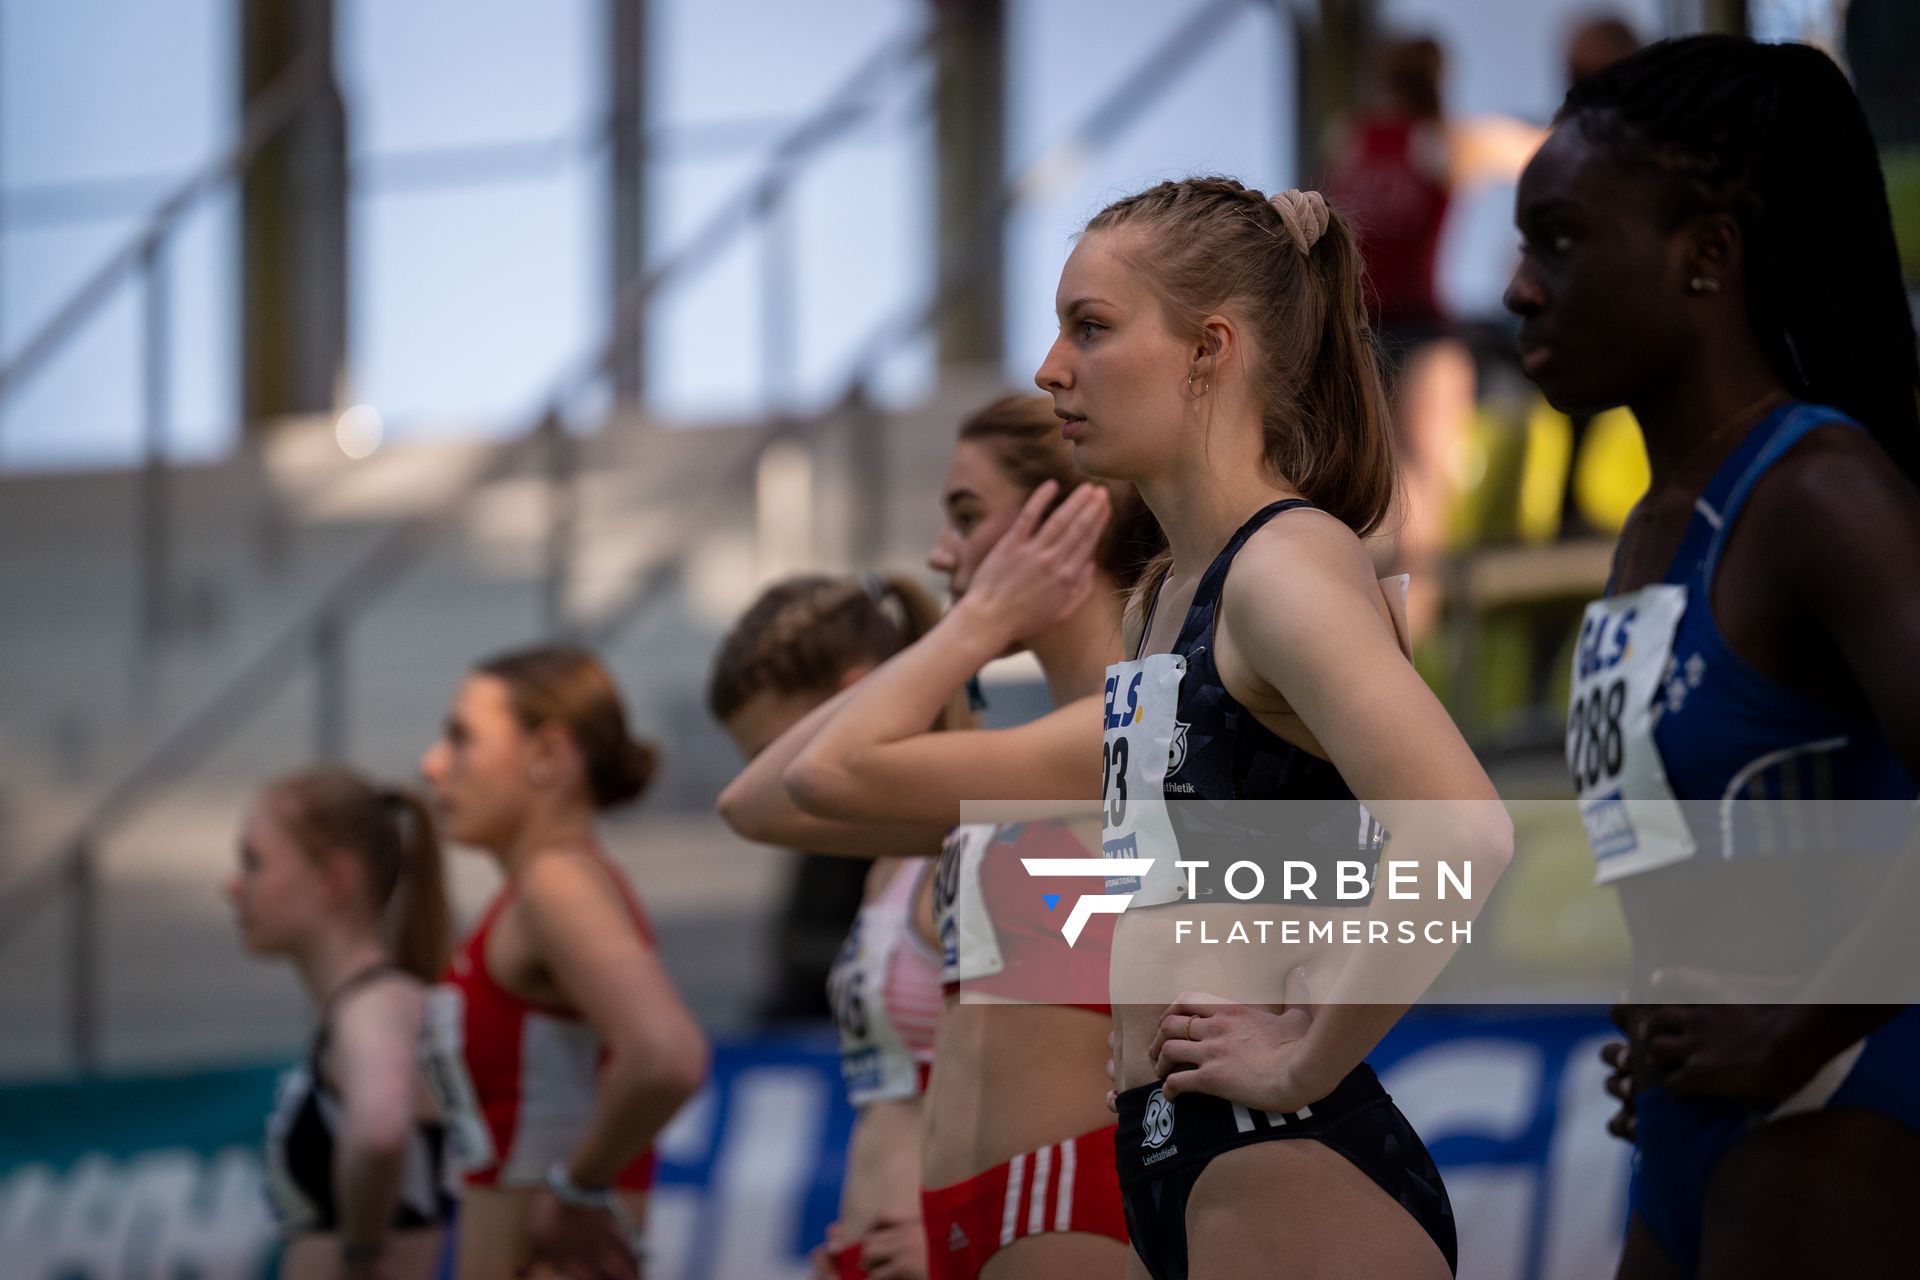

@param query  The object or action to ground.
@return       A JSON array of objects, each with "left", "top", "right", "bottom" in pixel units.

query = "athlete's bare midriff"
[
  {"left": 922, "top": 1001, "right": 1113, "bottom": 1189},
  {"left": 1110, "top": 904, "right": 1343, "bottom": 1092},
  {"left": 839, "top": 1095, "right": 925, "bottom": 1237},
  {"left": 1618, "top": 856, "right": 1893, "bottom": 998}
]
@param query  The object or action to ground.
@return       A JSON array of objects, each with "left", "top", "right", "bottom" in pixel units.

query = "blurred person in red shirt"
[{"left": 1322, "top": 35, "right": 1543, "bottom": 640}]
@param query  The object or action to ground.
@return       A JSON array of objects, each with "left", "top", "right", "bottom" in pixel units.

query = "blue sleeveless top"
[
  {"left": 1140, "top": 499, "right": 1384, "bottom": 896},
  {"left": 1636, "top": 402, "right": 1915, "bottom": 818}
]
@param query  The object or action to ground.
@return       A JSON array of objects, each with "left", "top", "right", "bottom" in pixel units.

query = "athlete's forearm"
[
  {"left": 1297, "top": 804, "right": 1512, "bottom": 1037},
  {"left": 1800, "top": 827, "right": 1920, "bottom": 1009},
  {"left": 718, "top": 687, "right": 855, "bottom": 838},
  {"left": 566, "top": 1038, "right": 707, "bottom": 1188},
  {"left": 1291, "top": 1002, "right": 1411, "bottom": 1095},
  {"left": 786, "top": 601, "right": 1006, "bottom": 804},
  {"left": 333, "top": 1131, "right": 407, "bottom": 1261},
  {"left": 718, "top": 686, "right": 947, "bottom": 857}
]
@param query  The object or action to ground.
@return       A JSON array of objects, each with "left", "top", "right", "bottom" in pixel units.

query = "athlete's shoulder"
[
  {"left": 1713, "top": 411, "right": 1920, "bottom": 633},
  {"left": 1770, "top": 411, "right": 1910, "bottom": 485},
  {"left": 1749, "top": 415, "right": 1920, "bottom": 546},
  {"left": 329, "top": 970, "right": 426, "bottom": 1059},
  {"left": 1216, "top": 504, "right": 1406, "bottom": 696},
  {"left": 1226, "top": 504, "right": 1379, "bottom": 609},
  {"left": 518, "top": 845, "right": 632, "bottom": 914}
]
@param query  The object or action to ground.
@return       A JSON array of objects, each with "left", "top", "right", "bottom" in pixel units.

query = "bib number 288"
[
  {"left": 1568, "top": 606, "right": 1636, "bottom": 790},
  {"left": 1569, "top": 680, "right": 1626, "bottom": 789}
]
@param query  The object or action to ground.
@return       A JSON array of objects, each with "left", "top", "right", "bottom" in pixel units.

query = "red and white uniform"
[
  {"left": 922, "top": 822, "right": 1127, "bottom": 1277},
  {"left": 420, "top": 849, "right": 658, "bottom": 1190},
  {"left": 921, "top": 1126, "right": 1127, "bottom": 1280},
  {"left": 933, "top": 821, "right": 1113, "bottom": 1012},
  {"left": 827, "top": 860, "right": 941, "bottom": 1106}
]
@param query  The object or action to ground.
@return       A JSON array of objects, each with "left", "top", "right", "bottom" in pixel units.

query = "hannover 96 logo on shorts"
[{"left": 1142, "top": 1087, "right": 1175, "bottom": 1150}]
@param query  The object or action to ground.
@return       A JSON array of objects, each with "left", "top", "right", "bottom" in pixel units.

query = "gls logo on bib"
[{"left": 1104, "top": 671, "right": 1145, "bottom": 729}]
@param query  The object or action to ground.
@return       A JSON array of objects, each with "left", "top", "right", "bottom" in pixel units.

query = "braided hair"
[
  {"left": 707, "top": 574, "right": 965, "bottom": 728},
  {"left": 1561, "top": 35, "right": 1920, "bottom": 482}
]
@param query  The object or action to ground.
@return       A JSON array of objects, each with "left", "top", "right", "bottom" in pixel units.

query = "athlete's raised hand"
[{"left": 956, "top": 479, "right": 1110, "bottom": 647}]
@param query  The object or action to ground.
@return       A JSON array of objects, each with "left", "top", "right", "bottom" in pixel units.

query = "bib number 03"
[
  {"left": 1100, "top": 653, "right": 1185, "bottom": 905},
  {"left": 1102, "top": 735, "right": 1129, "bottom": 829}
]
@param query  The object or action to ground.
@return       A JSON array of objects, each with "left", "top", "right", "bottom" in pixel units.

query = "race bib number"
[
  {"left": 933, "top": 823, "right": 1006, "bottom": 984},
  {"left": 1569, "top": 585, "right": 1696, "bottom": 882},
  {"left": 420, "top": 985, "right": 498, "bottom": 1170},
  {"left": 827, "top": 902, "right": 920, "bottom": 1105},
  {"left": 1102, "top": 653, "right": 1187, "bottom": 906}
]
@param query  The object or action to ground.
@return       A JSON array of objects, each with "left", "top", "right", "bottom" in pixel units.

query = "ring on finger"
[{"left": 1186, "top": 1013, "right": 1198, "bottom": 1041}]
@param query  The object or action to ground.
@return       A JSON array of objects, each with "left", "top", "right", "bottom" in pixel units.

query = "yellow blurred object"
[
  {"left": 1510, "top": 397, "right": 1650, "bottom": 542},
  {"left": 1449, "top": 405, "right": 1525, "bottom": 546},
  {"left": 1573, "top": 404, "right": 1650, "bottom": 534},
  {"left": 1884, "top": 146, "right": 1920, "bottom": 287},
  {"left": 1446, "top": 396, "right": 1649, "bottom": 551},
  {"left": 1516, "top": 403, "right": 1573, "bottom": 545}
]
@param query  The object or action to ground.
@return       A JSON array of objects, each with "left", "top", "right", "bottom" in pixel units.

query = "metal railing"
[
  {"left": 0, "top": 48, "right": 331, "bottom": 647},
  {"left": 0, "top": 17, "right": 936, "bottom": 1067},
  {"left": 0, "top": 0, "right": 1281, "bottom": 1070}
]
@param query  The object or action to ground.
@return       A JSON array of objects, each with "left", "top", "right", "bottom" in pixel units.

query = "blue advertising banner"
[{"left": 0, "top": 1012, "right": 1627, "bottom": 1280}]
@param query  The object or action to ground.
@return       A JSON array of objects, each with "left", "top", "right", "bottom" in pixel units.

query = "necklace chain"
[{"left": 1616, "top": 389, "right": 1791, "bottom": 574}]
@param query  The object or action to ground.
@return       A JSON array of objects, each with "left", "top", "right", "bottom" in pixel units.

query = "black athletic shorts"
[{"left": 1113, "top": 1064, "right": 1456, "bottom": 1279}]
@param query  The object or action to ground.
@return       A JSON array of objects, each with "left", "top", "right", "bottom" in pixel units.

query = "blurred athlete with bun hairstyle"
[
  {"left": 229, "top": 766, "right": 453, "bottom": 1280},
  {"left": 1510, "top": 35, "right": 1920, "bottom": 1279},
  {"left": 709, "top": 572, "right": 961, "bottom": 1280},
  {"left": 720, "top": 394, "right": 1160, "bottom": 1280},
  {"left": 1037, "top": 177, "right": 1511, "bottom": 1279},
  {"left": 420, "top": 645, "right": 707, "bottom": 1280}
]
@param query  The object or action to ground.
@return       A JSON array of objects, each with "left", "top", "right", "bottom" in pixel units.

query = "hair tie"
[
  {"left": 860, "top": 573, "right": 889, "bottom": 603},
  {"left": 1268, "top": 189, "right": 1330, "bottom": 256}
]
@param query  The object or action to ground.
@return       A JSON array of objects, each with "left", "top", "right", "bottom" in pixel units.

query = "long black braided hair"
[{"left": 1560, "top": 34, "right": 1920, "bottom": 484}]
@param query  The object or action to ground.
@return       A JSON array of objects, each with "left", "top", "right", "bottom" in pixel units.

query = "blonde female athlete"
[{"left": 1037, "top": 178, "right": 1511, "bottom": 1279}]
